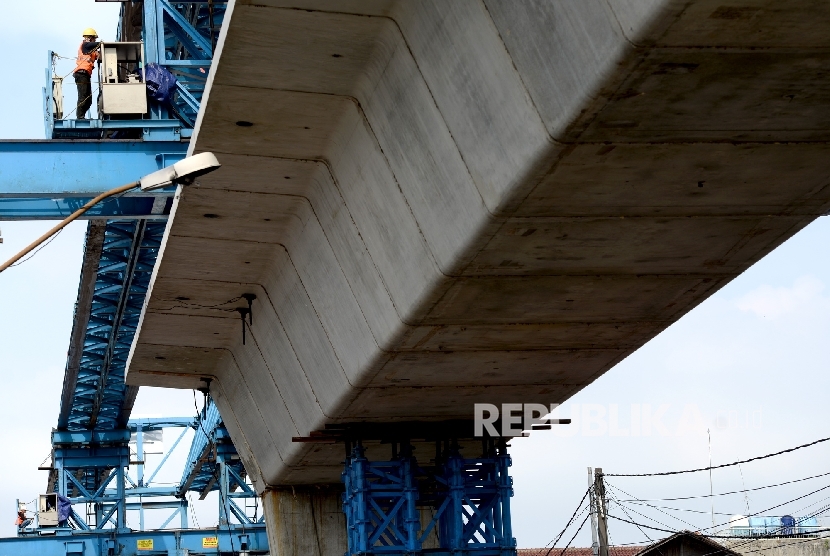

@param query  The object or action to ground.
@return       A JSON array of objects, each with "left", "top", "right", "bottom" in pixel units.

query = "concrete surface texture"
[{"left": 126, "top": 0, "right": 830, "bottom": 489}]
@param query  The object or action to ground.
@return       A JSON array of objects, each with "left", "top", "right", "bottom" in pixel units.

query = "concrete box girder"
[{"left": 126, "top": 0, "right": 830, "bottom": 487}]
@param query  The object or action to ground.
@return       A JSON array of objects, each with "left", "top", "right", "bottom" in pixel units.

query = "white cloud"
[{"left": 735, "top": 275, "right": 826, "bottom": 318}]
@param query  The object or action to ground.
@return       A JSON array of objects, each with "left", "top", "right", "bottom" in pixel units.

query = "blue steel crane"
[{"left": 0, "top": 2, "right": 267, "bottom": 554}]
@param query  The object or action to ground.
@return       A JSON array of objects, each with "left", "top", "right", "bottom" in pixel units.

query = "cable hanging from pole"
[{"left": 536, "top": 487, "right": 592, "bottom": 556}]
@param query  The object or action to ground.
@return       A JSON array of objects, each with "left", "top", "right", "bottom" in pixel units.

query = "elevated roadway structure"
[
  {"left": 123, "top": 1, "right": 830, "bottom": 551},
  {"left": 129, "top": 0, "right": 830, "bottom": 476}
]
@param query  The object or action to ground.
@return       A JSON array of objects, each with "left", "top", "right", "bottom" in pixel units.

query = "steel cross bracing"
[
  {"left": 179, "top": 399, "right": 262, "bottom": 526},
  {"left": 151, "top": 0, "right": 228, "bottom": 128},
  {"left": 39, "top": 408, "right": 262, "bottom": 533},
  {"left": 342, "top": 441, "right": 517, "bottom": 556},
  {"left": 21, "top": 419, "right": 268, "bottom": 556}
]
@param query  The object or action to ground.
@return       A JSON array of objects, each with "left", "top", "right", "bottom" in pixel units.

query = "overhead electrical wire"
[
  {"left": 600, "top": 471, "right": 830, "bottom": 555},
  {"left": 685, "top": 482, "right": 830, "bottom": 535},
  {"left": 607, "top": 513, "right": 675, "bottom": 534},
  {"left": 607, "top": 484, "right": 700, "bottom": 531},
  {"left": 623, "top": 501, "right": 746, "bottom": 517},
  {"left": 607, "top": 494, "right": 655, "bottom": 544},
  {"left": 616, "top": 470, "right": 830, "bottom": 502},
  {"left": 605, "top": 486, "right": 830, "bottom": 548},
  {"left": 552, "top": 512, "right": 592, "bottom": 556},
  {"left": 8, "top": 228, "right": 63, "bottom": 268},
  {"left": 537, "top": 488, "right": 592, "bottom": 556},
  {"left": 606, "top": 435, "right": 830, "bottom": 477},
  {"left": 687, "top": 501, "right": 830, "bottom": 556},
  {"left": 552, "top": 438, "right": 830, "bottom": 551},
  {"left": 607, "top": 514, "right": 830, "bottom": 540}
]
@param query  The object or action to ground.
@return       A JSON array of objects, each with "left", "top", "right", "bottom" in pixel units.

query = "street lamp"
[{"left": 0, "top": 152, "right": 220, "bottom": 273}]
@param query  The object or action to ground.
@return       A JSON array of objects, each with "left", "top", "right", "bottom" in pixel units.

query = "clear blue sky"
[{"left": 1, "top": 0, "right": 829, "bottom": 548}]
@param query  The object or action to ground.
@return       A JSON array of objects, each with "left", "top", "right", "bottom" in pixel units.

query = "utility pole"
[
  {"left": 594, "top": 467, "right": 609, "bottom": 556},
  {"left": 588, "top": 468, "right": 600, "bottom": 556}
]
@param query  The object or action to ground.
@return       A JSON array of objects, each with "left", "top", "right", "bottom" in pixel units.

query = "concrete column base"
[{"left": 261, "top": 486, "right": 347, "bottom": 556}]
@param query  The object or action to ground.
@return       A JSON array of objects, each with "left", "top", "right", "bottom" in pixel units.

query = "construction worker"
[
  {"left": 73, "top": 28, "right": 100, "bottom": 119},
  {"left": 15, "top": 508, "right": 31, "bottom": 530}
]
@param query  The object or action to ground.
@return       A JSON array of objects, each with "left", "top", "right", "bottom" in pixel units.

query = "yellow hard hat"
[{"left": 82, "top": 28, "right": 98, "bottom": 37}]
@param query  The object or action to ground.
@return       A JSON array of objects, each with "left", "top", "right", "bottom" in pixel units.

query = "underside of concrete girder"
[{"left": 126, "top": 0, "right": 830, "bottom": 490}]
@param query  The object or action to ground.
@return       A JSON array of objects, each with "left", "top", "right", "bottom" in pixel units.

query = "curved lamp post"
[{"left": 0, "top": 152, "right": 220, "bottom": 274}]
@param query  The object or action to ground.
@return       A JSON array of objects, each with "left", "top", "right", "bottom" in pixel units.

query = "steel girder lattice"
[
  {"left": 342, "top": 443, "right": 517, "bottom": 556},
  {"left": 178, "top": 400, "right": 261, "bottom": 526},
  {"left": 154, "top": 0, "right": 228, "bottom": 128},
  {"left": 62, "top": 220, "right": 166, "bottom": 433}
]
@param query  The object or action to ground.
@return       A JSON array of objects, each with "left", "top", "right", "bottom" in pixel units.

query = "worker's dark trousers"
[{"left": 74, "top": 71, "right": 92, "bottom": 119}]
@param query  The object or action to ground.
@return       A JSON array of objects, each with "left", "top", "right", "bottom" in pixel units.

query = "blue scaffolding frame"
[
  {"left": 40, "top": 410, "right": 262, "bottom": 533},
  {"left": 342, "top": 441, "right": 517, "bottom": 556}
]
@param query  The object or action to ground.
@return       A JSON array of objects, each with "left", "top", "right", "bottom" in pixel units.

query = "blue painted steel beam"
[
  {"left": 0, "top": 140, "right": 184, "bottom": 218},
  {"left": 51, "top": 418, "right": 194, "bottom": 445},
  {"left": 0, "top": 197, "right": 173, "bottom": 221},
  {"left": 52, "top": 430, "right": 132, "bottom": 445},
  {"left": 5, "top": 526, "right": 269, "bottom": 555},
  {"left": 0, "top": 140, "right": 186, "bottom": 197},
  {"left": 49, "top": 119, "right": 191, "bottom": 141},
  {"left": 128, "top": 417, "right": 194, "bottom": 430}
]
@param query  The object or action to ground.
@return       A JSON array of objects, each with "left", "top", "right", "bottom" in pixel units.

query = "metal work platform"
[
  {"left": 1, "top": 0, "right": 225, "bottom": 220},
  {"left": 46, "top": 1, "right": 226, "bottom": 141}
]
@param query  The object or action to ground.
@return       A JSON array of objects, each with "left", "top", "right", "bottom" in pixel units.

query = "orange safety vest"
[{"left": 74, "top": 42, "right": 98, "bottom": 75}]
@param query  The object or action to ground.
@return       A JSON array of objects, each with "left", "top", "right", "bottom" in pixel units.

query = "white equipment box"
[
  {"left": 99, "top": 42, "right": 147, "bottom": 115},
  {"left": 38, "top": 494, "right": 59, "bottom": 527}
]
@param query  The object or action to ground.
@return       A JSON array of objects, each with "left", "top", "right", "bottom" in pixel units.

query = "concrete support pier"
[{"left": 261, "top": 487, "right": 347, "bottom": 556}]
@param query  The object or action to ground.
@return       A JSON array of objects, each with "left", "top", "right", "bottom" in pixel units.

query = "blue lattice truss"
[
  {"left": 342, "top": 442, "right": 517, "bottom": 556},
  {"left": 151, "top": 0, "right": 227, "bottom": 128},
  {"left": 61, "top": 220, "right": 166, "bottom": 432},
  {"left": 179, "top": 400, "right": 261, "bottom": 526}
]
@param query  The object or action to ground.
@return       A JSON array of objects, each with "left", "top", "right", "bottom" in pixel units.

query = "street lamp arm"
[
  {"left": 0, "top": 152, "right": 220, "bottom": 274},
  {"left": 0, "top": 181, "right": 139, "bottom": 273}
]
